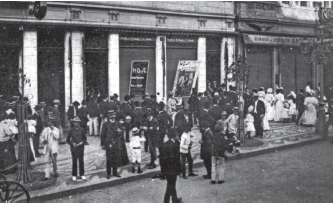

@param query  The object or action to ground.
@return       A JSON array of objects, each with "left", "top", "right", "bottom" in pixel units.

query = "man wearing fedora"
[
  {"left": 100, "top": 110, "right": 122, "bottom": 179},
  {"left": 78, "top": 100, "right": 89, "bottom": 132},
  {"left": 67, "top": 101, "right": 80, "bottom": 128},
  {"left": 252, "top": 93, "right": 266, "bottom": 138},
  {"left": 39, "top": 102, "right": 47, "bottom": 128},
  {"left": 66, "top": 116, "right": 87, "bottom": 182},
  {"left": 53, "top": 99, "right": 64, "bottom": 143},
  {"left": 30, "top": 105, "right": 43, "bottom": 157},
  {"left": 41, "top": 115, "right": 60, "bottom": 180},
  {"left": 87, "top": 96, "right": 99, "bottom": 136},
  {"left": 99, "top": 96, "right": 109, "bottom": 134}
]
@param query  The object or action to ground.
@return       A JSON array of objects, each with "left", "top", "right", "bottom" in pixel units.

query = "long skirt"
[
  {"left": 274, "top": 101, "right": 284, "bottom": 122},
  {"left": 0, "top": 139, "right": 17, "bottom": 174},
  {"left": 117, "top": 134, "right": 129, "bottom": 166},
  {"left": 299, "top": 104, "right": 317, "bottom": 126}
]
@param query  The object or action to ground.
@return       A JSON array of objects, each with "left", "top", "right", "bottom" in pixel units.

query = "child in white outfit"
[
  {"left": 130, "top": 127, "right": 146, "bottom": 174},
  {"left": 244, "top": 105, "right": 255, "bottom": 139}
]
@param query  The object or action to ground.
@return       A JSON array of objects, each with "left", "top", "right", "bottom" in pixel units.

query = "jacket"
[
  {"left": 129, "top": 135, "right": 146, "bottom": 148},
  {"left": 253, "top": 100, "right": 266, "bottom": 116},
  {"left": 188, "top": 95, "right": 200, "bottom": 112},
  {"left": 78, "top": 106, "right": 89, "bottom": 126},
  {"left": 41, "top": 127, "right": 60, "bottom": 154},
  {"left": 132, "top": 107, "right": 146, "bottom": 128},
  {"left": 159, "top": 139, "right": 182, "bottom": 175},
  {"left": 211, "top": 133, "right": 228, "bottom": 157},
  {"left": 157, "top": 110, "right": 173, "bottom": 128},
  {"left": 30, "top": 112, "right": 43, "bottom": 135},
  {"left": 87, "top": 101, "right": 99, "bottom": 117},
  {"left": 201, "top": 128, "right": 213, "bottom": 155},
  {"left": 100, "top": 120, "right": 122, "bottom": 149},
  {"left": 66, "top": 126, "right": 87, "bottom": 147},
  {"left": 52, "top": 106, "right": 61, "bottom": 127}
]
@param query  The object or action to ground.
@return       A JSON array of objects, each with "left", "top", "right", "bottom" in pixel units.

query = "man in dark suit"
[
  {"left": 187, "top": 90, "right": 200, "bottom": 126},
  {"left": 78, "top": 100, "right": 89, "bottom": 132},
  {"left": 67, "top": 101, "right": 80, "bottom": 128},
  {"left": 243, "top": 87, "right": 252, "bottom": 117},
  {"left": 199, "top": 91, "right": 209, "bottom": 111},
  {"left": 156, "top": 101, "right": 173, "bottom": 149},
  {"left": 159, "top": 128, "right": 182, "bottom": 203},
  {"left": 296, "top": 89, "right": 306, "bottom": 124},
  {"left": 31, "top": 105, "right": 43, "bottom": 157},
  {"left": 252, "top": 93, "right": 266, "bottom": 138},
  {"left": 208, "top": 99, "right": 222, "bottom": 126},
  {"left": 119, "top": 95, "right": 132, "bottom": 120},
  {"left": 199, "top": 101, "right": 214, "bottom": 132},
  {"left": 200, "top": 121, "right": 213, "bottom": 179},
  {"left": 100, "top": 110, "right": 122, "bottom": 179}
]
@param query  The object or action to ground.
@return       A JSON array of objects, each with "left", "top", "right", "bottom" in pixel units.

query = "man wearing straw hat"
[
  {"left": 41, "top": 115, "right": 60, "bottom": 180},
  {"left": 66, "top": 116, "right": 87, "bottom": 182},
  {"left": 101, "top": 110, "right": 122, "bottom": 179}
]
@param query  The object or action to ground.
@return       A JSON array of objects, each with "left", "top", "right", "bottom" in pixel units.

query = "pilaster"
[
  {"left": 221, "top": 38, "right": 227, "bottom": 84},
  {"left": 156, "top": 36, "right": 166, "bottom": 103},
  {"left": 227, "top": 36, "right": 235, "bottom": 89},
  {"left": 64, "top": 32, "right": 71, "bottom": 110},
  {"left": 71, "top": 31, "right": 84, "bottom": 103},
  {"left": 197, "top": 37, "right": 206, "bottom": 93},
  {"left": 108, "top": 33, "right": 120, "bottom": 97}
]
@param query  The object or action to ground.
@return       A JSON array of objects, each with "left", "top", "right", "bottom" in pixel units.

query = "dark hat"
[
  {"left": 198, "top": 92, "right": 203, "bottom": 96},
  {"left": 81, "top": 100, "right": 87, "bottom": 105},
  {"left": 113, "top": 93, "right": 119, "bottom": 98},
  {"left": 134, "top": 101, "right": 140, "bottom": 107},
  {"left": 132, "top": 127, "right": 140, "bottom": 134},
  {"left": 203, "top": 101, "right": 210, "bottom": 109},
  {"left": 72, "top": 101, "right": 80, "bottom": 106},
  {"left": 124, "top": 95, "right": 130, "bottom": 101},
  {"left": 221, "top": 83, "right": 226, "bottom": 87},
  {"left": 203, "top": 91, "right": 208, "bottom": 96},
  {"left": 167, "top": 128, "right": 177, "bottom": 139},
  {"left": 108, "top": 110, "right": 116, "bottom": 116},
  {"left": 214, "top": 125, "right": 221, "bottom": 132},
  {"left": 110, "top": 96, "right": 115, "bottom": 100},
  {"left": 71, "top": 116, "right": 81, "bottom": 122},
  {"left": 150, "top": 95, "right": 156, "bottom": 99},
  {"left": 23, "top": 97, "right": 29, "bottom": 101},
  {"left": 7, "top": 113, "right": 16, "bottom": 120},
  {"left": 158, "top": 101, "right": 165, "bottom": 108},
  {"left": 34, "top": 105, "right": 41, "bottom": 111},
  {"left": 201, "top": 121, "right": 211, "bottom": 128}
]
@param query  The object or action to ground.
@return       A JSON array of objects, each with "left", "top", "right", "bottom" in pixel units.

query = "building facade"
[{"left": 0, "top": 1, "right": 236, "bottom": 126}]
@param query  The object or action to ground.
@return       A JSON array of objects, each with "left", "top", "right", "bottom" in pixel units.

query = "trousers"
[
  {"left": 147, "top": 133, "right": 157, "bottom": 165},
  {"left": 33, "top": 133, "right": 40, "bottom": 155},
  {"left": 211, "top": 156, "right": 225, "bottom": 182},
  {"left": 71, "top": 145, "right": 84, "bottom": 176},
  {"left": 45, "top": 150, "right": 57, "bottom": 178},
  {"left": 180, "top": 151, "right": 193, "bottom": 175},
  {"left": 88, "top": 116, "right": 99, "bottom": 136},
  {"left": 106, "top": 147, "right": 119, "bottom": 175},
  {"left": 99, "top": 117, "right": 108, "bottom": 136},
  {"left": 164, "top": 174, "right": 178, "bottom": 203},
  {"left": 188, "top": 111, "right": 198, "bottom": 126},
  {"left": 253, "top": 113, "right": 263, "bottom": 136},
  {"left": 202, "top": 153, "right": 212, "bottom": 176}
]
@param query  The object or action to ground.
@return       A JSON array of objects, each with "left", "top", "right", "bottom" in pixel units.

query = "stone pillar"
[
  {"left": 64, "top": 32, "right": 71, "bottom": 118},
  {"left": 23, "top": 30, "right": 38, "bottom": 106},
  {"left": 108, "top": 33, "right": 120, "bottom": 97},
  {"left": 156, "top": 36, "right": 167, "bottom": 103},
  {"left": 197, "top": 37, "right": 206, "bottom": 93},
  {"left": 227, "top": 37, "right": 235, "bottom": 90},
  {"left": 272, "top": 47, "right": 279, "bottom": 93},
  {"left": 71, "top": 31, "right": 84, "bottom": 103},
  {"left": 220, "top": 38, "right": 227, "bottom": 84}
]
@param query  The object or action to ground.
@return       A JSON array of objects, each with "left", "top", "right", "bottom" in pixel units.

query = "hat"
[
  {"left": 248, "top": 105, "right": 254, "bottom": 112},
  {"left": 72, "top": 101, "right": 80, "bottom": 106},
  {"left": 145, "top": 93, "right": 149, "bottom": 97},
  {"left": 167, "top": 128, "right": 177, "bottom": 139},
  {"left": 280, "top": 87, "right": 284, "bottom": 90},
  {"left": 221, "top": 111, "right": 228, "bottom": 116},
  {"left": 233, "top": 107, "right": 239, "bottom": 111},
  {"left": 71, "top": 116, "right": 81, "bottom": 122},
  {"left": 81, "top": 100, "right": 87, "bottom": 105},
  {"left": 253, "top": 93, "right": 259, "bottom": 97},
  {"left": 108, "top": 110, "right": 116, "bottom": 116},
  {"left": 113, "top": 93, "right": 119, "bottom": 98},
  {"left": 267, "top": 88, "right": 273, "bottom": 93},
  {"left": 125, "top": 116, "right": 132, "bottom": 120},
  {"left": 309, "top": 90, "right": 315, "bottom": 96},
  {"left": 150, "top": 95, "right": 156, "bottom": 99},
  {"left": 132, "top": 127, "right": 140, "bottom": 134},
  {"left": 158, "top": 101, "right": 165, "bottom": 108},
  {"left": 124, "top": 95, "right": 130, "bottom": 101},
  {"left": 53, "top": 99, "right": 60, "bottom": 104},
  {"left": 214, "top": 125, "right": 221, "bottom": 132},
  {"left": 7, "top": 113, "right": 16, "bottom": 120},
  {"left": 39, "top": 102, "right": 46, "bottom": 106},
  {"left": 34, "top": 105, "right": 41, "bottom": 111}
]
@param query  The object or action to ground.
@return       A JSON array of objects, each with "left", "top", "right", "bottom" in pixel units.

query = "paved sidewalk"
[{"left": 11, "top": 122, "right": 333, "bottom": 202}]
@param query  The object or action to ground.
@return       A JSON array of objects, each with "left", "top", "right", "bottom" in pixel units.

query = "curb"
[{"left": 25, "top": 135, "right": 327, "bottom": 203}]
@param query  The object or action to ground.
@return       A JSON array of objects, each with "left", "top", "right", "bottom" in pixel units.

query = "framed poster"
[
  {"left": 129, "top": 60, "right": 150, "bottom": 96},
  {"left": 172, "top": 60, "right": 200, "bottom": 97}
]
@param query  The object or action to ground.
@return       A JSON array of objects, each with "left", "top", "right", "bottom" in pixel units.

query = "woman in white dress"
[
  {"left": 298, "top": 90, "right": 318, "bottom": 126},
  {"left": 265, "top": 88, "right": 275, "bottom": 121},
  {"left": 274, "top": 87, "right": 285, "bottom": 122},
  {"left": 258, "top": 87, "right": 270, "bottom": 130}
]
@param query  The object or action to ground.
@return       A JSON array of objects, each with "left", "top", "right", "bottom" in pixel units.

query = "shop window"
[
  {"left": 282, "top": 1, "right": 290, "bottom": 5},
  {"left": 313, "top": 2, "right": 322, "bottom": 8},
  {"left": 300, "top": 1, "right": 307, "bottom": 7}
]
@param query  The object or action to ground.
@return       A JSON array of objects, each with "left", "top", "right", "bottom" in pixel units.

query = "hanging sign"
[
  {"left": 243, "top": 34, "right": 319, "bottom": 46},
  {"left": 129, "top": 60, "right": 149, "bottom": 96},
  {"left": 172, "top": 61, "right": 200, "bottom": 97}
]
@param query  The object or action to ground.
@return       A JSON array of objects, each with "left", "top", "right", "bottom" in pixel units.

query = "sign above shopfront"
[
  {"left": 243, "top": 34, "right": 321, "bottom": 46},
  {"left": 129, "top": 60, "right": 150, "bottom": 96}
]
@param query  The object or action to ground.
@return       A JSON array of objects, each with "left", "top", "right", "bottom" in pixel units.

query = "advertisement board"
[{"left": 129, "top": 60, "right": 149, "bottom": 96}]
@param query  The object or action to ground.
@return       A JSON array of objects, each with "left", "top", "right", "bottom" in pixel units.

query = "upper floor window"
[
  {"left": 300, "top": 1, "right": 307, "bottom": 7},
  {"left": 282, "top": 1, "right": 290, "bottom": 4},
  {"left": 313, "top": 2, "right": 322, "bottom": 8}
]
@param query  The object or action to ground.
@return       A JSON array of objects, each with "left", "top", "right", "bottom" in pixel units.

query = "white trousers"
[
  {"left": 211, "top": 156, "right": 225, "bottom": 182},
  {"left": 131, "top": 148, "right": 142, "bottom": 163},
  {"left": 88, "top": 116, "right": 99, "bottom": 135}
]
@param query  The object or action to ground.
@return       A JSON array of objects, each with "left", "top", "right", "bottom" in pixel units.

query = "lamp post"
[{"left": 300, "top": 25, "right": 332, "bottom": 136}]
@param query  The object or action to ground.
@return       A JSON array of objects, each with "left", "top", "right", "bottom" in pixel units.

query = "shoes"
[
  {"left": 41, "top": 177, "right": 49, "bottom": 181},
  {"left": 176, "top": 197, "right": 182, "bottom": 203},
  {"left": 132, "top": 167, "right": 135, "bottom": 173},
  {"left": 203, "top": 175, "right": 211, "bottom": 179},
  {"left": 113, "top": 173, "right": 121, "bottom": 178},
  {"left": 107, "top": 175, "right": 111, "bottom": 179},
  {"left": 160, "top": 175, "right": 166, "bottom": 180},
  {"left": 183, "top": 176, "right": 188, "bottom": 179},
  {"left": 59, "top": 142, "right": 66, "bottom": 145},
  {"left": 203, "top": 174, "right": 209, "bottom": 178},
  {"left": 72, "top": 176, "right": 77, "bottom": 182},
  {"left": 84, "top": 142, "right": 89, "bottom": 145},
  {"left": 211, "top": 181, "right": 216, "bottom": 184},
  {"left": 218, "top": 181, "right": 225, "bottom": 184},
  {"left": 189, "top": 173, "right": 198, "bottom": 177},
  {"left": 138, "top": 168, "right": 143, "bottom": 174},
  {"left": 148, "top": 164, "right": 157, "bottom": 169},
  {"left": 81, "top": 176, "right": 86, "bottom": 180}
]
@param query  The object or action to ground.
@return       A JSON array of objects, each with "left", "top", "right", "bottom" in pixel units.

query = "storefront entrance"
[{"left": 206, "top": 37, "right": 221, "bottom": 85}]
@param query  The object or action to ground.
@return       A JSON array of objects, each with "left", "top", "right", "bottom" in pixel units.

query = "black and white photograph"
[{"left": 0, "top": 0, "right": 333, "bottom": 203}]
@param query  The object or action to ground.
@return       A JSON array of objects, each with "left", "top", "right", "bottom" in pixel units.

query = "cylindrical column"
[
  {"left": 227, "top": 36, "right": 235, "bottom": 90},
  {"left": 108, "top": 33, "right": 120, "bottom": 97},
  {"left": 23, "top": 30, "right": 38, "bottom": 106},
  {"left": 220, "top": 38, "right": 227, "bottom": 85},
  {"left": 198, "top": 37, "right": 206, "bottom": 93},
  {"left": 71, "top": 31, "right": 84, "bottom": 103},
  {"left": 156, "top": 36, "right": 167, "bottom": 103},
  {"left": 316, "top": 64, "right": 325, "bottom": 136}
]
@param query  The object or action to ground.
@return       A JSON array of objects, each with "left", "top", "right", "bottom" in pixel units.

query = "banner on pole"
[
  {"left": 129, "top": 60, "right": 149, "bottom": 96},
  {"left": 172, "top": 61, "right": 200, "bottom": 97}
]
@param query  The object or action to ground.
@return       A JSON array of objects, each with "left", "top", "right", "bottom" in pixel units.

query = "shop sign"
[
  {"left": 243, "top": 34, "right": 319, "bottom": 46},
  {"left": 129, "top": 60, "right": 149, "bottom": 96},
  {"left": 172, "top": 61, "right": 200, "bottom": 97},
  {"left": 167, "top": 38, "right": 197, "bottom": 43},
  {"left": 120, "top": 37, "right": 155, "bottom": 41}
]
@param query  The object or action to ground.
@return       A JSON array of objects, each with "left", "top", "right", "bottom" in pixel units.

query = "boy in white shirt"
[
  {"left": 180, "top": 125, "right": 198, "bottom": 179},
  {"left": 130, "top": 127, "right": 146, "bottom": 174}
]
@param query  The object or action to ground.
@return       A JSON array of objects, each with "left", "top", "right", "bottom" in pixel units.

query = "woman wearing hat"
[
  {"left": 274, "top": 87, "right": 285, "bottom": 122},
  {"left": 298, "top": 90, "right": 318, "bottom": 126},
  {"left": 0, "top": 114, "right": 17, "bottom": 174},
  {"left": 66, "top": 116, "right": 87, "bottom": 181}
]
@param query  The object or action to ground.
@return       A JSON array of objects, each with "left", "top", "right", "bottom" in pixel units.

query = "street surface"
[{"left": 43, "top": 141, "right": 333, "bottom": 203}]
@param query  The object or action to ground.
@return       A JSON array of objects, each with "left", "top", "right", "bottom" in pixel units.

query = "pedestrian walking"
[
  {"left": 41, "top": 116, "right": 60, "bottom": 180},
  {"left": 30, "top": 105, "right": 43, "bottom": 157},
  {"left": 87, "top": 96, "right": 99, "bottom": 136},
  {"left": 187, "top": 90, "right": 200, "bottom": 126},
  {"left": 211, "top": 125, "right": 227, "bottom": 184},
  {"left": 200, "top": 121, "right": 213, "bottom": 179},
  {"left": 130, "top": 127, "right": 145, "bottom": 174},
  {"left": 159, "top": 128, "right": 182, "bottom": 203},
  {"left": 78, "top": 100, "right": 89, "bottom": 132},
  {"left": 100, "top": 110, "right": 122, "bottom": 179},
  {"left": 296, "top": 89, "right": 305, "bottom": 124},
  {"left": 252, "top": 94, "right": 266, "bottom": 138},
  {"left": 52, "top": 99, "right": 64, "bottom": 143},
  {"left": 66, "top": 116, "right": 87, "bottom": 182}
]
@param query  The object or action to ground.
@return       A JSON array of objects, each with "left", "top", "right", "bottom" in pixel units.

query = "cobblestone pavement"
[
  {"left": 8, "top": 121, "right": 332, "bottom": 200},
  {"left": 43, "top": 141, "right": 333, "bottom": 203}
]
